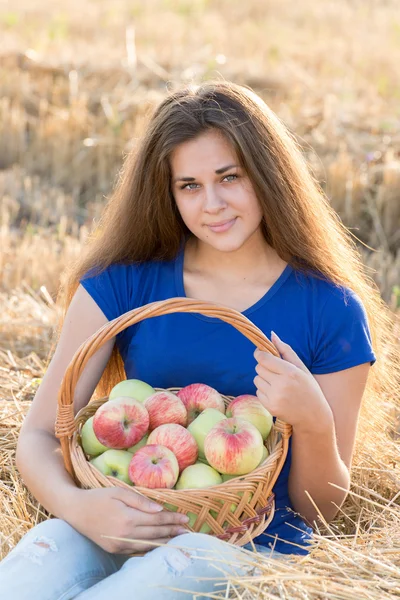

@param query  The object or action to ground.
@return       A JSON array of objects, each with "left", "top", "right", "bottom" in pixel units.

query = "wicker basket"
[{"left": 55, "top": 297, "right": 292, "bottom": 547}]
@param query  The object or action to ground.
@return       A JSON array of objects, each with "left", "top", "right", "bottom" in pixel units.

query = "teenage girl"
[{"left": 2, "top": 80, "right": 393, "bottom": 600}]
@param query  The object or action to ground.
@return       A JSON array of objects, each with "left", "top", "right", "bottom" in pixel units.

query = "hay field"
[{"left": 1, "top": 0, "right": 400, "bottom": 597}]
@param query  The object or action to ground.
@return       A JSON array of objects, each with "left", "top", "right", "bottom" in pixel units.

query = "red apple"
[
  {"left": 93, "top": 397, "right": 149, "bottom": 449},
  {"left": 128, "top": 444, "right": 179, "bottom": 489},
  {"left": 226, "top": 395, "right": 273, "bottom": 440},
  {"left": 148, "top": 424, "right": 198, "bottom": 472},
  {"left": 204, "top": 417, "right": 264, "bottom": 475},
  {"left": 144, "top": 391, "right": 187, "bottom": 430},
  {"left": 177, "top": 383, "right": 225, "bottom": 424}
]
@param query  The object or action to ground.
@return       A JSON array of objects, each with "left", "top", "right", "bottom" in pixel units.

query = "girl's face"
[{"left": 170, "top": 129, "right": 264, "bottom": 253}]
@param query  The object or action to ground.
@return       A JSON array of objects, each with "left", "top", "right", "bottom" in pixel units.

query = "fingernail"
[
  {"left": 180, "top": 515, "right": 190, "bottom": 523},
  {"left": 178, "top": 527, "right": 188, "bottom": 534},
  {"left": 152, "top": 503, "right": 163, "bottom": 511},
  {"left": 271, "top": 330, "right": 280, "bottom": 341}
]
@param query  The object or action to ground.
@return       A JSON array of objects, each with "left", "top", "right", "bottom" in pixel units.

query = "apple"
[
  {"left": 258, "top": 445, "right": 269, "bottom": 466},
  {"left": 128, "top": 444, "right": 179, "bottom": 489},
  {"left": 93, "top": 397, "right": 149, "bottom": 449},
  {"left": 109, "top": 379, "right": 156, "bottom": 403},
  {"left": 187, "top": 408, "right": 227, "bottom": 459},
  {"left": 221, "top": 473, "right": 238, "bottom": 482},
  {"left": 214, "top": 490, "right": 254, "bottom": 528},
  {"left": 226, "top": 395, "right": 273, "bottom": 440},
  {"left": 144, "top": 391, "right": 187, "bottom": 430},
  {"left": 177, "top": 383, "right": 225, "bottom": 424},
  {"left": 175, "top": 462, "right": 222, "bottom": 490},
  {"left": 163, "top": 503, "right": 211, "bottom": 533},
  {"left": 204, "top": 417, "right": 264, "bottom": 475},
  {"left": 147, "top": 424, "right": 198, "bottom": 472},
  {"left": 221, "top": 446, "right": 268, "bottom": 477},
  {"left": 80, "top": 416, "right": 109, "bottom": 457},
  {"left": 90, "top": 449, "right": 133, "bottom": 485},
  {"left": 197, "top": 455, "right": 212, "bottom": 467},
  {"left": 127, "top": 433, "right": 149, "bottom": 454}
]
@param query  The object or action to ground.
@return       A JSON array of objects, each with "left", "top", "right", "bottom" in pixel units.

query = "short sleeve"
[
  {"left": 79, "top": 263, "right": 134, "bottom": 353},
  {"left": 310, "top": 286, "right": 376, "bottom": 374}
]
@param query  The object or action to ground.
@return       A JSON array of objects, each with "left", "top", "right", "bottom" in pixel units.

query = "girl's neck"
[{"left": 184, "top": 233, "right": 285, "bottom": 284}]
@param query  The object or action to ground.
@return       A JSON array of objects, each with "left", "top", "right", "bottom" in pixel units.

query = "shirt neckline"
[{"left": 174, "top": 241, "right": 293, "bottom": 323}]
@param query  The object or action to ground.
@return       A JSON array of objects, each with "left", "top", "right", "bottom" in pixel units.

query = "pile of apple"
[{"left": 81, "top": 379, "right": 273, "bottom": 496}]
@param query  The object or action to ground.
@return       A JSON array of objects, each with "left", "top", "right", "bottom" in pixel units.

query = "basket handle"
[{"left": 55, "top": 297, "right": 292, "bottom": 481}]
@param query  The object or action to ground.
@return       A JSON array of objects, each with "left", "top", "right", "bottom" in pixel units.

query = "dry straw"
[{"left": 1, "top": 282, "right": 399, "bottom": 598}]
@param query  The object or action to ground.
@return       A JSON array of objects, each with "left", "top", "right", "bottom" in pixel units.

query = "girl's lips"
[{"left": 207, "top": 218, "right": 237, "bottom": 233}]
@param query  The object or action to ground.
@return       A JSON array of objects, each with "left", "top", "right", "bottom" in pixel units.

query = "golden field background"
[{"left": 0, "top": 1, "right": 399, "bottom": 598}]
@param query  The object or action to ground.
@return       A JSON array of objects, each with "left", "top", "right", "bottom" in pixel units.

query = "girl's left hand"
[{"left": 253, "top": 331, "right": 333, "bottom": 433}]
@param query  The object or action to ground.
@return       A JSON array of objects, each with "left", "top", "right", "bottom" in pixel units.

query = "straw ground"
[{"left": 1, "top": 0, "right": 400, "bottom": 597}]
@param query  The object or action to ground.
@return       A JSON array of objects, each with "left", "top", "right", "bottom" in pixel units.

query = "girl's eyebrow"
[{"left": 173, "top": 164, "right": 239, "bottom": 184}]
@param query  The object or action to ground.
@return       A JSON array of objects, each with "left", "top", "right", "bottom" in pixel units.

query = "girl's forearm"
[
  {"left": 287, "top": 414, "right": 350, "bottom": 528},
  {"left": 16, "top": 430, "right": 82, "bottom": 522}
]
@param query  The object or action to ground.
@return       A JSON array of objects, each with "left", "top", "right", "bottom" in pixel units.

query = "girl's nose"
[{"left": 203, "top": 185, "right": 228, "bottom": 212}]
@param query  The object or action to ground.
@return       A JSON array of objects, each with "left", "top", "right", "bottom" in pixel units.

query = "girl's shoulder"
[
  {"left": 79, "top": 253, "right": 179, "bottom": 320},
  {"left": 289, "top": 264, "right": 364, "bottom": 310}
]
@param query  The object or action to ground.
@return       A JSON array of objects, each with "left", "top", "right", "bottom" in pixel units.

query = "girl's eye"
[
  {"left": 180, "top": 182, "right": 199, "bottom": 191},
  {"left": 180, "top": 174, "right": 238, "bottom": 191},
  {"left": 224, "top": 174, "right": 238, "bottom": 182}
]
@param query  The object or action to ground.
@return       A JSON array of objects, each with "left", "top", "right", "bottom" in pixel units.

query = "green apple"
[
  {"left": 80, "top": 416, "right": 109, "bottom": 457},
  {"left": 219, "top": 491, "right": 254, "bottom": 527},
  {"left": 187, "top": 408, "right": 227, "bottom": 459},
  {"left": 175, "top": 462, "right": 222, "bottom": 490},
  {"left": 90, "top": 449, "right": 133, "bottom": 485},
  {"left": 109, "top": 379, "right": 156, "bottom": 403},
  {"left": 163, "top": 503, "right": 211, "bottom": 533},
  {"left": 127, "top": 433, "right": 149, "bottom": 454},
  {"left": 258, "top": 445, "right": 269, "bottom": 466},
  {"left": 221, "top": 473, "right": 239, "bottom": 482}
]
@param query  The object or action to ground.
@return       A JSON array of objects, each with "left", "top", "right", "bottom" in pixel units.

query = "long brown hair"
[{"left": 55, "top": 80, "right": 399, "bottom": 449}]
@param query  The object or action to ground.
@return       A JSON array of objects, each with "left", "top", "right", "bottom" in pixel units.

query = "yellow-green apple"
[
  {"left": 147, "top": 424, "right": 198, "bottom": 472},
  {"left": 175, "top": 462, "right": 222, "bottom": 490},
  {"left": 127, "top": 433, "right": 149, "bottom": 454},
  {"left": 187, "top": 408, "right": 227, "bottom": 459},
  {"left": 109, "top": 379, "right": 156, "bottom": 403},
  {"left": 226, "top": 395, "right": 273, "bottom": 440},
  {"left": 128, "top": 444, "right": 179, "bottom": 489},
  {"left": 177, "top": 383, "right": 225, "bottom": 424},
  {"left": 163, "top": 503, "right": 211, "bottom": 534},
  {"left": 204, "top": 417, "right": 264, "bottom": 475},
  {"left": 90, "top": 449, "right": 133, "bottom": 485},
  {"left": 144, "top": 391, "right": 187, "bottom": 430},
  {"left": 258, "top": 445, "right": 269, "bottom": 466},
  {"left": 186, "top": 512, "right": 212, "bottom": 533},
  {"left": 93, "top": 397, "right": 149, "bottom": 449},
  {"left": 80, "top": 416, "right": 109, "bottom": 457}
]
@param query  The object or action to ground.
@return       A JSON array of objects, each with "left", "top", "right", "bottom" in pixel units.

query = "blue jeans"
[{"left": 0, "top": 518, "right": 290, "bottom": 599}]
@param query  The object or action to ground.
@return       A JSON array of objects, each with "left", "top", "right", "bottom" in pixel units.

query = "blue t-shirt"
[{"left": 80, "top": 244, "right": 376, "bottom": 555}]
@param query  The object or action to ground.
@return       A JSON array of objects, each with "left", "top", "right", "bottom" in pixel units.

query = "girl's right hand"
[{"left": 67, "top": 486, "right": 190, "bottom": 554}]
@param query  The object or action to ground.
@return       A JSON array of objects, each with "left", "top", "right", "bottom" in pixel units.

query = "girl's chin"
[{"left": 198, "top": 235, "right": 248, "bottom": 253}]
